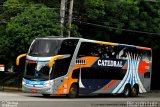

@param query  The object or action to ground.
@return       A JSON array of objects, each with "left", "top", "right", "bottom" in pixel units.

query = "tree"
[
  {"left": 2, "top": 4, "right": 60, "bottom": 67},
  {"left": 73, "top": 0, "right": 160, "bottom": 48}
]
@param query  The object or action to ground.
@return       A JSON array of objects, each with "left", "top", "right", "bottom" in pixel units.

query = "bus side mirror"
[
  {"left": 49, "top": 55, "right": 64, "bottom": 68},
  {"left": 16, "top": 54, "right": 27, "bottom": 66}
]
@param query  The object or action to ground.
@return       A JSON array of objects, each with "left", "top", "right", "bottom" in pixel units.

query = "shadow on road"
[{"left": 25, "top": 94, "right": 145, "bottom": 99}]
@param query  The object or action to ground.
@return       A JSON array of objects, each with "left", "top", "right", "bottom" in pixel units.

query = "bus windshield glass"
[
  {"left": 28, "top": 39, "right": 62, "bottom": 57},
  {"left": 25, "top": 39, "right": 79, "bottom": 80},
  {"left": 24, "top": 61, "right": 50, "bottom": 80}
]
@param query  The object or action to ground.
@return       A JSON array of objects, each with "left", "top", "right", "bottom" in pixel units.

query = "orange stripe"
[
  {"left": 96, "top": 41, "right": 118, "bottom": 46},
  {"left": 102, "top": 80, "right": 118, "bottom": 90},
  {"left": 79, "top": 56, "right": 98, "bottom": 68},
  {"left": 137, "top": 47, "right": 151, "bottom": 51}
]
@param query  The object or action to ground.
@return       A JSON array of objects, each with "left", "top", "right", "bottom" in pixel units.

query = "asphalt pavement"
[{"left": 0, "top": 91, "right": 159, "bottom": 107}]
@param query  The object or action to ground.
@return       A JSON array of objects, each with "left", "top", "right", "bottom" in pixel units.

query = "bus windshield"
[
  {"left": 28, "top": 39, "right": 62, "bottom": 57},
  {"left": 25, "top": 39, "right": 79, "bottom": 80},
  {"left": 24, "top": 61, "right": 50, "bottom": 80}
]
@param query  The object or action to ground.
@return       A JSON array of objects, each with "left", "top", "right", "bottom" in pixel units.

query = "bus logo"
[{"left": 98, "top": 60, "right": 123, "bottom": 67}]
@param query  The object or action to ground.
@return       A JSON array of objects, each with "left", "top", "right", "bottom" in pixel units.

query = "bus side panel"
[
  {"left": 110, "top": 47, "right": 152, "bottom": 94},
  {"left": 72, "top": 56, "right": 127, "bottom": 94},
  {"left": 53, "top": 76, "right": 78, "bottom": 95},
  {"left": 93, "top": 80, "right": 121, "bottom": 94},
  {"left": 142, "top": 65, "right": 152, "bottom": 92},
  {"left": 138, "top": 50, "right": 152, "bottom": 92},
  {"left": 91, "top": 46, "right": 152, "bottom": 94},
  {"left": 74, "top": 42, "right": 128, "bottom": 94}
]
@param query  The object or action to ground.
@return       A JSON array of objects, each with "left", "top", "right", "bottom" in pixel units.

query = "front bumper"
[{"left": 22, "top": 84, "right": 53, "bottom": 94}]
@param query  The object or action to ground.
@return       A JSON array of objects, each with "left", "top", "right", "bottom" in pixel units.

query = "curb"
[
  {"left": 0, "top": 86, "right": 22, "bottom": 91},
  {"left": 150, "top": 90, "right": 160, "bottom": 93}
]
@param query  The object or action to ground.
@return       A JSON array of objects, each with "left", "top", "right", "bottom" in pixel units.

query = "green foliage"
[
  {"left": 6, "top": 3, "right": 60, "bottom": 53},
  {"left": 0, "top": 1, "right": 61, "bottom": 68},
  {"left": 0, "top": 0, "right": 160, "bottom": 69},
  {"left": 3, "top": 0, "right": 27, "bottom": 20},
  {"left": 75, "top": 0, "right": 160, "bottom": 48},
  {"left": 85, "top": 0, "right": 105, "bottom": 20}
]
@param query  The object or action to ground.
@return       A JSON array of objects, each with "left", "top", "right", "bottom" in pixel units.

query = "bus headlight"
[
  {"left": 43, "top": 80, "right": 53, "bottom": 87},
  {"left": 43, "top": 83, "right": 51, "bottom": 87},
  {"left": 22, "top": 80, "right": 26, "bottom": 85}
]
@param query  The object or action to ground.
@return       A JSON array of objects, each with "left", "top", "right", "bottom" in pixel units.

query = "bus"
[{"left": 16, "top": 37, "right": 152, "bottom": 98}]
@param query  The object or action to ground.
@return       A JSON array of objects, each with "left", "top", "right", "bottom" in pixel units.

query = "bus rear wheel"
[
  {"left": 123, "top": 85, "right": 131, "bottom": 97},
  {"left": 131, "top": 86, "right": 139, "bottom": 97},
  {"left": 68, "top": 84, "right": 79, "bottom": 98}
]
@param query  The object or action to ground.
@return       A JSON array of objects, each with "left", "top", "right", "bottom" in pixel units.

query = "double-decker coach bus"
[{"left": 16, "top": 37, "right": 152, "bottom": 98}]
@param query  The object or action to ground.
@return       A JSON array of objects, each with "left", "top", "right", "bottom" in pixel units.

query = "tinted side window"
[
  {"left": 51, "top": 57, "right": 71, "bottom": 79},
  {"left": 77, "top": 42, "right": 105, "bottom": 57},
  {"left": 72, "top": 69, "right": 80, "bottom": 79},
  {"left": 51, "top": 39, "right": 79, "bottom": 79},
  {"left": 58, "top": 39, "right": 79, "bottom": 55},
  {"left": 76, "top": 42, "right": 126, "bottom": 80}
]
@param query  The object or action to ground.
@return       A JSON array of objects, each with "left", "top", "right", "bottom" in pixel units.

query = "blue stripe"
[
  {"left": 118, "top": 44, "right": 136, "bottom": 48},
  {"left": 116, "top": 60, "right": 130, "bottom": 93},
  {"left": 135, "top": 61, "right": 143, "bottom": 92},
  {"left": 131, "top": 60, "right": 135, "bottom": 86},
  {"left": 134, "top": 60, "right": 137, "bottom": 85},
  {"left": 132, "top": 60, "right": 135, "bottom": 86},
  {"left": 134, "top": 60, "right": 138, "bottom": 84},
  {"left": 129, "top": 60, "right": 132, "bottom": 85},
  {"left": 24, "top": 78, "right": 46, "bottom": 85}
]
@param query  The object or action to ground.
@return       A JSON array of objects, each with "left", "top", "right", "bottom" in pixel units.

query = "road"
[{"left": 0, "top": 91, "right": 160, "bottom": 107}]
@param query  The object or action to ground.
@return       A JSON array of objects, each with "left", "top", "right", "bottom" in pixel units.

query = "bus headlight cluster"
[
  {"left": 43, "top": 80, "right": 54, "bottom": 87},
  {"left": 22, "top": 80, "right": 26, "bottom": 85},
  {"left": 43, "top": 83, "right": 51, "bottom": 87}
]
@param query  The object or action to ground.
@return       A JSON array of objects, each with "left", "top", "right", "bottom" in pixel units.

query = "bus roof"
[{"left": 35, "top": 36, "right": 151, "bottom": 51}]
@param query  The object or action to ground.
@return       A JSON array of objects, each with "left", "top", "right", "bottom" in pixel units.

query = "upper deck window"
[
  {"left": 28, "top": 38, "right": 79, "bottom": 57},
  {"left": 58, "top": 39, "right": 79, "bottom": 55},
  {"left": 28, "top": 39, "right": 62, "bottom": 57}
]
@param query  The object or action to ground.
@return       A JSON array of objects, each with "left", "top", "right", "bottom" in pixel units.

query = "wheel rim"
[
  {"left": 70, "top": 87, "right": 76, "bottom": 95},
  {"left": 132, "top": 88, "right": 136, "bottom": 94},
  {"left": 69, "top": 85, "right": 78, "bottom": 98},
  {"left": 132, "top": 87, "right": 138, "bottom": 96},
  {"left": 125, "top": 88, "right": 129, "bottom": 95},
  {"left": 124, "top": 86, "right": 131, "bottom": 97}
]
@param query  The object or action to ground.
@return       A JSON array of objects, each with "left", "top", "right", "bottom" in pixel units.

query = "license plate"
[{"left": 31, "top": 89, "right": 37, "bottom": 93}]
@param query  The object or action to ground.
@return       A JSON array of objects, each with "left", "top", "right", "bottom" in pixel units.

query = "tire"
[
  {"left": 68, "top": 84, "right": 79, "bottom": 98},
  {"left": 131, "top": 86, "right": 139, "bottom": 97},
  {"left": 123, "top": 85, "right": 131, "bottom": 97},
  {"left": 42, "top": 94, "right": 51, "bottom": 97}
]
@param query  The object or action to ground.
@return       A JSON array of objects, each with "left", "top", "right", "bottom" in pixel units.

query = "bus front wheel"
[{"left": 68, "top": 84, "right": 79, "bottom": 98}]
